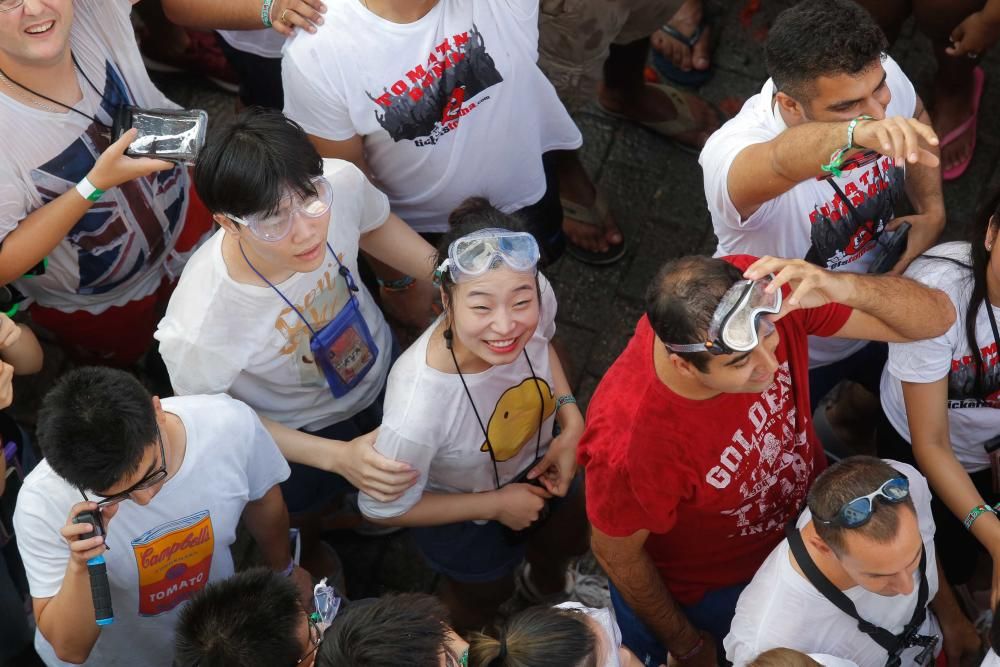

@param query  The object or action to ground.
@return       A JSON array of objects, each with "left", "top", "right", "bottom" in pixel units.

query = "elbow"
[
  {"left": 928, "top": 289, "right": 957, "bottom": 337},
  {"left": 53, "top": 644, "right": 91, "bottom": 665}
]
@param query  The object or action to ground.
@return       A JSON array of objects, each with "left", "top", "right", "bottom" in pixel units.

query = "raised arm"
[
  {"left": 728, "top": 116, "right": 939, "bottom": 220},
  {"left": 161, "top": 0, "right": 325, "bottom": 35}
]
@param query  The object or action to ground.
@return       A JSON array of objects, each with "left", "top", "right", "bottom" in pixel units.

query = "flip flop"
[
  {"left": 598, "top": 82, "right": 714, "bottom": 155},
  {"left": 653, "top": 23, "right": 714, "bottom": 88},
  {"left": 561, "top": 192, "right": 627, "bottom": 266},
  {"left": 940, "top": 66, "right": 985, "bottom": 182}
]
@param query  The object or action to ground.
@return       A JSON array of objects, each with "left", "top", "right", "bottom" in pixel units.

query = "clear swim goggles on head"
[
  {"left": 225, "top": 176, "right": 333, "bottom": 242},
  {"left": 665, "top": 276, "right": 781, "bottom": 356},
  {"left": 812, "top": 476, "right": 910, "bottom": 528},
  {"left": 434, "top": 228, "right": 540, "bottom": 283}
]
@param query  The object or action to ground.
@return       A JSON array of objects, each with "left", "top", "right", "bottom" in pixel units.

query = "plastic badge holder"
[
  {"left": 310, "top": 294, "right": 378, "bottom": 398},
  {"left": 112, "top": 106, "right": 208, "bottom": 165}
]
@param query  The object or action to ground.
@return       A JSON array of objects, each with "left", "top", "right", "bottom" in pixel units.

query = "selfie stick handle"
[{"left": 86, "top": 555, "right": 114, "bottom": 626}]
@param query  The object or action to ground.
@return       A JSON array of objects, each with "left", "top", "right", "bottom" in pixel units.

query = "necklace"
[{"left": 0, "top": 52, "right": 106, "bottom": 125}]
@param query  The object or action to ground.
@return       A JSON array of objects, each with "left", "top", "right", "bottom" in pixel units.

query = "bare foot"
[
  {"left": 599, "top": 82, "right": 720, "bottom": 148},
  {"left": 650, "top": 0, "right": 711, "bottom": 72},
  {"left": 557, "top": 153, "right": 622, "bottom": 253},
  {"left": 931, "top": 69, "right": 979, "bottom": 175}
]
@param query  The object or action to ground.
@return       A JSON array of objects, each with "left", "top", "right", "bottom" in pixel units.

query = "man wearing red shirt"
[{"left": 579, "top": 254, "right": 955, "bottom": 667}]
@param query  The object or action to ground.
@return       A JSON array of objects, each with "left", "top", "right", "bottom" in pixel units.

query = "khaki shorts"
[{"left": 538, "top": 0, "right": 684, "bottom": 112}]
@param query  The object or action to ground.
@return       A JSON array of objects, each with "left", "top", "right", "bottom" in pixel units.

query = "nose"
[
  {"left": 863, "top": 97, "right": 888, "bottom": 121},
  {"left": 492, "top": 308, "right": 516, "bottom": 336},
  {"left": 753, "top": 342, "right": 779, "bottom": 377},
  {"left": 889, "top": 570, "right": 915, "bottom": 596},
  {"left": 130, "top": 487, "right": 158, "bottom": 506}
]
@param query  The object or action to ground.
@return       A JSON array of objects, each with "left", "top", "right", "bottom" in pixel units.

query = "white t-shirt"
[
  {"left": 0, "top": 0, "right": 194, "bottom": 314},
  {"left": 359, "top": 275, "right": 558, "bottom": 518},
  {"left": 724, "top": 460, "right": 940, "bottom": 667},
  {"left": 700, "top": 55, "right": 916, "bottom": 368},
  {"left": 217, "top": 29, "right": 285, "bottom": 59},
  {"left": 155, "top": 159, "right": 393, "bottom": 431},
  {"left": 982, "top": 649, "right": 1000, "bottom": 667},
  {"left": 881, "top": 241, "right": 1000, "bottom": 473},
  {"left": 13, "top": 394, "right": 290, "bottom": 667},
  {"left": 282, "top": 0, "right": 582, "bottom": 233}
]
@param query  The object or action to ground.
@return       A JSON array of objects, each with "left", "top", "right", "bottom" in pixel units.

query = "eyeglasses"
[
  {"left": 0, "top": 1, "right": 24, "bottom": 13},
  {"left": 665, "top": 277, "right": 782, "bottom": 356},
  {"left": 296, "top": 613, "right": 323, "bottom": 665},
  {"left": 813, "top": 476, "right": 910, "bottom": 528},
  {"left": 435, "top": 228, "right": 540, "bottom": 283},
  {"left": 82, "top": 428, "right": 168, "bottom": 508},
  {"left": 226, "top": 177, "right": 333, "bottom": 243}
]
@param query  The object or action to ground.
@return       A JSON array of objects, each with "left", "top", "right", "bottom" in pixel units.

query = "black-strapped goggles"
[
  {"left": 665, "top": 276, "right": 781, "bottom": 356},
  {"left": 813, "top": 476, "right": 910, "bottom": 529}
]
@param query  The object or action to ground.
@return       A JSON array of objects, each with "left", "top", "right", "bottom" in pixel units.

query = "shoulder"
[
  {"left": 702, "top": 86, "right": 779, "bottom": 158},
  {"left": 164, "top": 394, "right": 257, "bottom": 433},
  {"left": 14, "top": 461, "right": 74, "bottom": 525},
  {"left": 322, "top": 158, "right": 367, "bottom": 187}
]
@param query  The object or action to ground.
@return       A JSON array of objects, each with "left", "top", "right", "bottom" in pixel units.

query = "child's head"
[
  {"left": 436, "top": 198, "right": 543, "bottom": 368},
  {"left": 468, "top": 605, "right": 607, "bottom": 667}
]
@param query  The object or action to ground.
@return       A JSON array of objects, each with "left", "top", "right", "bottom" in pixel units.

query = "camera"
[{"left": 72, "top": 509, "right": 106, "bottom": 542}]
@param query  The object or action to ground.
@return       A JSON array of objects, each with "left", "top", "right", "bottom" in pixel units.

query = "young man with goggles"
[
  {"left": 155, "top": 109, "right": 438, "bottom": 576},
  {"left": 726, "top": 456, "right": 982, "bottom": 667},
  {"left": 578, "top": 254, "right": 956, "bottom": 667}
]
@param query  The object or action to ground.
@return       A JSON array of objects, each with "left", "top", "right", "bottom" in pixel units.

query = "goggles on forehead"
[
  {"left": 434, "top": 228, "right": 540, "bottom": 283},
  {"left": 665, "top": 276, "right": 781, "bottom": 356},
  {"left": 225, "top": 176, "right": 333, "bottom": 242},
  {"left": 813, "top": 476, "right": 910, "bottom": 529}
]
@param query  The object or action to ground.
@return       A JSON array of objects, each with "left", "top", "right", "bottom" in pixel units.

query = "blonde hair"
[
  {"left": 467, "top": 606, "right": 597, "bottom": 667},
  {"left": 749, "top": 648, "right": 823, "bottom": 667}
]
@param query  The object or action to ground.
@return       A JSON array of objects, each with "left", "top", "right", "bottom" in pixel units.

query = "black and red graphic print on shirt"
[{"left": 366, "top": 24, "right": 502, "bottom": 146}]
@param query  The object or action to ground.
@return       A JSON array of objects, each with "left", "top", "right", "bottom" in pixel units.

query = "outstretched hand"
[
  {"left": 852, "top": 116, "right": 939, "bottom": 169},
  {"left": 269, "top": 0, "right": 327, "bottom": 36},
  {"left": 744, "top": 256, "right": 851, "bottom": 317}
]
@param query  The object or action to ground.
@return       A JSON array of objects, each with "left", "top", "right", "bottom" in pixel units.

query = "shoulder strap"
[{"left": 784, "top": 521, "right": 928, "bottom": 665}]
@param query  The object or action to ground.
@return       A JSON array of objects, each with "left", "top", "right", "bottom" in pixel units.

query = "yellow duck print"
[{"left": 480, "top": 378, "right": 556, "bottom": 461}]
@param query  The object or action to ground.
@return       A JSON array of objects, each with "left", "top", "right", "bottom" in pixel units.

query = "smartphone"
[
  {"left": 112, "top": 106, "right": 208, "bottom": 165},
  {"left": 868, "top": 221, "right": 911, "bottom": 274}
]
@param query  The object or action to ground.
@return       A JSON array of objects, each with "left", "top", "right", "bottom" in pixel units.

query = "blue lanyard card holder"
[{"left": 310, "top": 292, "right": 378, "bottom": 398}]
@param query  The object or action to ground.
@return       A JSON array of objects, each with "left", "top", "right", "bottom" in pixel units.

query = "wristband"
[
  {"left": 963, "top": 504, "right": 995, "bottom": 530},
  {"left": 674, "top": 635, "right": 705, "bottom": 662},
  {"left": 820, "top": 114, "right": 874, "bottom": 178},
  {"left": 261, "top": 0, "right": 275, "bottom": 27},
  {"left": 555, "top": 394, "right": 577, "bottom": 411},
  {"left": 279, "top": 559, "right": 295, "bottom": 577},
  {"left": 377, "top": 275, "right": 416, "bottom": 292},
  {"left": 75, "top": 176, "right": 105, "bottom": 202}
]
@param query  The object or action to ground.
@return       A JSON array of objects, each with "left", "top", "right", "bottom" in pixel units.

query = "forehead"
[
  {"left": 841, "top": 505, "right": 921, "bottom": 570},
  {"left": 454, "top": 266, "right": 536, "bottom": 297},
  {"left": 810, "top": 62, "right": 885, "bottom": 105}
]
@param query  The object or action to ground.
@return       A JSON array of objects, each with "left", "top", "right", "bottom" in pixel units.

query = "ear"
[
  {"left": 152, "top": 396, "right": 167, "bottom": 428},
  {"left": 774, "top": 91, "right": 807, "bottom": 125},
  {"left": 669, "top": 353, "right": 703, "bottom": 380},
  {"left": 806, "top": 531, "right": 836, "bottom": 558},
  {"left": 214, "top": 213, "right": 241, "bottom": 237},
  {"left": 987, "top": 215, "right": 999, "bottom": 251}
]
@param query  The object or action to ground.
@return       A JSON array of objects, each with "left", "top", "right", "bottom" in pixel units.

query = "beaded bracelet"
[
  {"left": 820, "top": 115, "right": 874, "bottom": 178},
  {"left": 674, "top": 635, "right": 705, "bottom": 662},
  {"left": 555, "top": 394, "right": 577, "bottom": 411},
  {"left": 963, "top": 503, "right": 995, "bottom": 530},
  {"left": 377, "top": 275, "right": 417, "bottom": 292},
  {"left": 261, "top": 0, "right": 275, "bottom": 28}
]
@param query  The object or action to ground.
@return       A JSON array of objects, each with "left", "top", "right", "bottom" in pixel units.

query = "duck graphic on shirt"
[{"left": 480, "top": 378, "right": 556, "bottom": 461}]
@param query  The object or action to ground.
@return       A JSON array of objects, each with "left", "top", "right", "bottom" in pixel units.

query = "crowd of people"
[{"left": 3, "top": 0, "right": 1000, "bottom": 665}]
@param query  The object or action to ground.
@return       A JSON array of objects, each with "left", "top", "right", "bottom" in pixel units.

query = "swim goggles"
[
  {"left": 812, "top": 476, "right": 910, "bottom": 528},
  {"left": 225, "top": 176, "right": 333, "bottom": 242},
  {"left": 434, "top": 228, "right": 540, "bottom": 283},
  {"left": 665, "top": 276, "right": 782, "bottom": 356}
]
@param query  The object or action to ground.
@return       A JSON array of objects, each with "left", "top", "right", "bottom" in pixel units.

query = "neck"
[
  {"left": 791, "top": 521, "right": 856, "bottom": 591},
  {"left": 161, "top": 412, "right": 188, "bottom": 485},
  {"left": 221, "top": 233, "right": 296, "bottom": 286},
  {"left": 987, "top": 257, "right": 1000, "bottom": 308},
  {"left": 360, "top": 0, "right": 438, "bottom": 23},
  {"left": 0, "top": 47, "right": 78, "bottom": 106},
  {"left": 438, "top": 320, "right": 492, "bottom": 374},
  {"left": 651, "top": 335, "right": 720, "bottom": 400}
]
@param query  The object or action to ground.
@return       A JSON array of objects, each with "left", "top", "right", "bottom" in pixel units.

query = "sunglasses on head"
[{"left": 813, "top": 476, "right": 910, "bottom": 529}]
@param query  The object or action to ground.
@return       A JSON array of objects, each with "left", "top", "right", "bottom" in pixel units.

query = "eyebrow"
[
  {"left": 826, "top": 71, "right": 887, "bottom": 111},
  {"left": 466, "top": 284, "right": 535, "bottom": 298},
  {"left": 723, "top": 351, "right": 753, "bottom": 367},
  {"left": 864, "top": 543, "right": 922, "bottom": 578}
]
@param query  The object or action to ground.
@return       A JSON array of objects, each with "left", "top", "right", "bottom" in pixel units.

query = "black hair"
[
  {"left": 468, "top": 605, "right": 597, "bottom": 667},
  {"left": 173, "top": 568, "right": 303, "bottom": 667},
  {"left": 765, "top": 0, "right": 888, "bottom": 102},
  {"left": 645, "top": 256, "right": 744, "bottom": 372},
  {"left": 435, "top": 197, "right": 538, "bottom": 307},
  {"left": 37, "top": 366, "right": 157, "bottom": 492},
  {"left": 807, "top": 456, "right": 916, "bottom": 556},
  {"left": 316, "top": 593, "right": 458, "bottom": 667},
  {"left": 193, "top": 107, "right": 324, "bottom": 218}
]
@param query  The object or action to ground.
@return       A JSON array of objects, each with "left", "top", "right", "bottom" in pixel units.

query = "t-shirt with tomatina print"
[
  {"left": 13, "top": 394, "right": 289, "bottom": 667},
  {"left": 0, "top": 0, "right": 196, "bottom": 314},
  {"left": 699, "top": 55, "right": 916, "bottom": 369},
  {"left": 281, "top": 0, "right": 582, "bottom": 233},
  {"left": 577, "top": 255, "right": 852, "bottom": 606},
  {"left": 880, "top": 241, "right": 1000, "bottom": 473}
]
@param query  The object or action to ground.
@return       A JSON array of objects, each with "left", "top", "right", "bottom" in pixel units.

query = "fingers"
[
  {"left": 947, "top": 25, "right": 968, "bottom": 56},
  {"left": 0, "top": 362, "right": 13, "bottom": 410},
  {"left": 132, "top": 157, "right": 175, "bottom": 174},
  {"left": 743, "top": 255, "right": 795, "bottom": 281},
  {"left": 907, "top": 117, "right": 939, "bottom": 147},
  {"left": 527, "top": 452, "right": 555, "bottom": 480},
  {"left": 524, "top": 484, "right": 553, "bottom": 499},
  {"left": 0, "top": 315, "right": 19, "bottom": 350}
]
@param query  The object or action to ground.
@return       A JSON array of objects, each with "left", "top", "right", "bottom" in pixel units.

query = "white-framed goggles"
[
  {"left": 435, "top": 228, "right": 540, "bottom": 283},
  {"left": 225, "top": 176, "right": 333, "bottom": 242},
  {"left": 665, "top": 276, "right": 781, "bottom": 356}
]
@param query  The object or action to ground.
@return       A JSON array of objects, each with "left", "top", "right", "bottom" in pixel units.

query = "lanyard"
[
  {"left": 448, "top": 341, "right": 544, "bottom": 490},
  {"left": 0, "top": 52, "right": 108, "bottom": 127},
  {"left": 785, "top": 521, "right": 932, "bottom": 667},
  {"left": 238, "top": 241, "right": 358, "bottom": 337}
]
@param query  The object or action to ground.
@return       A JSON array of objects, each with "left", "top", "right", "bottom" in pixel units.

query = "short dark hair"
[
  {"left": 38, "top": 366, "right": 157, "bottom": 492},
  {"left": 765, "top": 0, "right": 888, "bottom": 101},
  {"left": 317, "top": 593, "right": 457, "bottom": 667},
  {"left": 807, "top": 456, "right": 916, "bottom": 556},
  {"left": 468, "top": 605, "right": 597, "bottom": 667},
  {"left": 645, "top": 256, "right": 743, "bottom": 372},
  {"left": 174, "top": 568, "right": 303, "bottom": 667},
  {"left": 194, "top": 107, "right": 323, "bottom": 218}
]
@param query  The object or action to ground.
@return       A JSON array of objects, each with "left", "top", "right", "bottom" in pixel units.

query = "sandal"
[
  {"left": 561, "top": 192, "right": 627, "bottom": 266},
  {"left": 598, "top": 82, "right": 715, "bottom": 155},
  {"left": 653, "top": 22, "right": 714, "bottom": 88},
  {"left": 940, "top": 66, "right": 985, "bottom": 182}
]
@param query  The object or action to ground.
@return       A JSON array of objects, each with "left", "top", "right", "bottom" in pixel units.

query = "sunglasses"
[
  {"left": 81, "top": 428, "right": 168, "bottom": 508},
  {"left": 813, "top": 476, "right": 910, "bottom": 528}
]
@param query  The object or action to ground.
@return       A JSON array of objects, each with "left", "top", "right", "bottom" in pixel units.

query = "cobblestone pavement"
[{"left": 150, "top": 1, "right": 1000, "bottom": 597}]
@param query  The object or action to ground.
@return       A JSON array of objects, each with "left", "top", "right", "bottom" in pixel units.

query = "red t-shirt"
[{"left": 578, "top": 256, "right": 852, "bottom": 606}]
